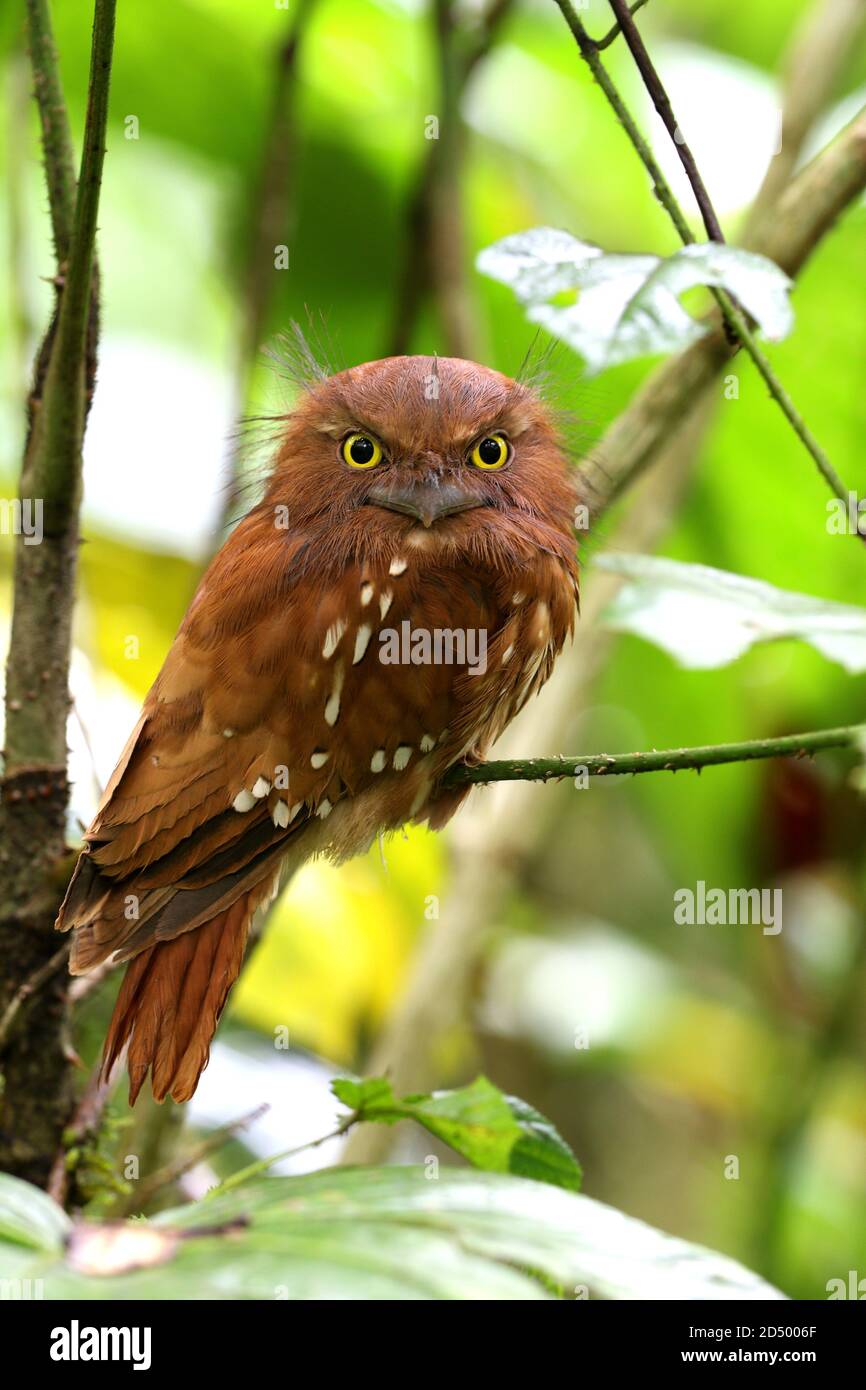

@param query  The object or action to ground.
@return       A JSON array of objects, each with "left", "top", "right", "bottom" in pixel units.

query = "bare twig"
[
  {"left": 606, "top": 0, "right": 725, "bottom": 242},
  {"left": 221, "top": 0, "right": 316, "bottom": 530},
  {"left": 554, "top": 0, "right": 857, "bottom": 517},
  {"left": 115, "top": 1105, "right": 270, "bottom": 1216},
  {"left": 596, "top": 0, "right": 650, "bottom": 51},
  {"left": 748, "top": 0, "right": 866, "bottom": 232},
  {"left": 389, "top": 0, "right": 515, "bottom": 355},
  {"left": 209, "top": 1117, "right": 354, "bottom": 1197},
  {"left": 0, "top": 941, "right": 70, "bottom": 1055}
]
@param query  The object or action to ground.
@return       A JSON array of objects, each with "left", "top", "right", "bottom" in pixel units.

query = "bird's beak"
[{"left": 365, "top": 478, "right": 486, "bottom": 529}]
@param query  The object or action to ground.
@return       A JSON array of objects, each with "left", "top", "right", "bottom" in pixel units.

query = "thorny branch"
[{"left": 444, "top": 727, "right": 864, "bottom": 788}]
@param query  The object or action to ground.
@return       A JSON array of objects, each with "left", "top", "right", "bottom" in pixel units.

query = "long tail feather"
[{"left": 102, "top": 897, "right": 251, "bottom": 1104}]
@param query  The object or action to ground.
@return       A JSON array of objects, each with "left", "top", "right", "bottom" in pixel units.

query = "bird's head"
[{"left": 265, "top": 354, "right": 579, "bottom": 569}]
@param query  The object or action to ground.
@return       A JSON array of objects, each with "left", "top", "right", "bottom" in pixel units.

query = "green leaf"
[
  {"left": 477, "top": 227, "right": 793, "bottom": 374},
  {"left": 332, "top": 1074, "right": 582, "bottom": 1191},
  {"left": 0, "top": 1168, "right": 785, "bottom": 1300},
  {"left": 0, "top": 1174, "right": 71, "bottom": 1252},
  {"left": 597, "top": 553, "right": 866, "bottom": 671}
]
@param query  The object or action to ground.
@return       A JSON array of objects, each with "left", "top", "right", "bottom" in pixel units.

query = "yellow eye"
[
  {"left": 342, "top": 433, "right": 382, "bottom": 469},
  {"left": 469, "top": 434, "right": 509, "bottom": 470}
]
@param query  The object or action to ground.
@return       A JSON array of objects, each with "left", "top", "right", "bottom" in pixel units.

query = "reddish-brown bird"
[{"left": 57, "top": 354, "right": 579, "bottom": 1103}]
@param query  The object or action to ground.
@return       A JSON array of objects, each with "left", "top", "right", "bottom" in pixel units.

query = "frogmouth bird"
[{"left": 56, "top": 354, "right": 580, "bottom": 1102}]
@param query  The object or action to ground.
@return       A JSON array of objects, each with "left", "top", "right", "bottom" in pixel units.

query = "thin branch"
[
  {"left": 595, "top": 0, "right": 650, "bottom": 51},
  {"left": 115, "top": 1105, "right": 270, "bottom": 1217},
  {"left": 37, "top": 0, "right": 115, "bottom": 520},
  {"left": 208, "top": 1117, "right": 355, "bottom": 1198},
  {"left": 578, "top": 105, "right": 866, "bottom": 518},
  {"left": 747, "top": 0, "right": 866, "bottom": 232},
  {"left": 388, "top": 0, "right": 515, "bottom": 355},
  {"left": 221, "top": 0, "right": 315, "bottom": 531},
  {"left": 463, "top": 0, "right": 517, "bottom": 76},
  {"left": 0, "top": 942, "right": 69, "bottom": 1055},
  {"left": 443, "top": 726, "right": 862, "bottom": 788},
  {"left": 606, "top": 0, "right": 725, "bottom": 243},
  {"left": 555, "top": 0, "right": 862, "bottom": 517},
  {"left": 24, "top": 0, "right": 79, "bottom": 262}
]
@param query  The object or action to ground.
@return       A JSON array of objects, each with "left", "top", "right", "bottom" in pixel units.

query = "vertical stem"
[{"left": 0, "top": 0, "right": 117, "bottom": 1189}]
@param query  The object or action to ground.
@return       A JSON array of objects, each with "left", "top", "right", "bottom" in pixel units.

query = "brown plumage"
[{"left": 57, "top": 354, "right": 579, "bottom": 1102}]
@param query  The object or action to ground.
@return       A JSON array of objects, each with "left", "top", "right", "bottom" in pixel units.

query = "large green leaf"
[
  {"left": 597, "top": 553, "right": 866, "bottom": 671},
  {"left": 331, "top": 1075, "right": 582, "bottom": 1191},
  {"left": 477, "top": 227, "right": 793, "bottom": 373},
  {"left": 0, "top": 1170, "right": 785, "bottom": 1301},
  {"left": 0, "top": 1174, "right": 71, "bottom": 1252}
]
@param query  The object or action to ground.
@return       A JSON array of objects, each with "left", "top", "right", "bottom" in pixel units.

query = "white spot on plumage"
[
  {"left": 233, "top": 789, "right": 256, "bottom": 813},
  {"left": 222, "top": 728, "right": 235, "bottom": 738},
  {"left": 389, "top": 556, "right": 408, "bottom": 576},
  {"left": 252, "top": 777, "right": 270, "bottom": 798},
  {"left": 311, "top": 750, "right": 330, "bottom": 769},
  {"left": 325, "top": 663, "right": 344, "bottom": 726},
  {"left": 322, "top": 619, "right": 346, "bottom": 659},
  {"left": 370, "top": 749, "right": 386, "bottom": 773},
  {"left": 379, "top": 589, "right": 393, "bottom": 620},
  {"left": 393, "top": 745, "right": 412, "bottom": 771},
  {"left": 289, "top": 802, "right": 303, "bottom": 820},
  {"left": 273, "top": 800, "right": 290, "bottom": 828},
  {"left": 501, "top": 643, "right": 515, "bottom": 664},
  {"left": 419, "top": 734, "right": 435, "bottom": 753},
  {"left": 360, "top": 582, "right": 374, "bottom": 606},
  {"left": 512, "top": 593, "right": 525, "bottom": 605},
  {"left": 353, "top": 624, "right": 372, "bottom": 664},
  {"left": 317, "top": 798, "right": 333, "bottom": 818}
]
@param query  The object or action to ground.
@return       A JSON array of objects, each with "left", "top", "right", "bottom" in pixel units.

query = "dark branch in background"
[
  {"left": 0, "top": 941, "right": 69, "bottom": 1055},
  {"left": 595, "top": 0, "right": 649, "bottom": 51},
  {"left": 748, "top": 0, "right": 866, "bottom": 233},
  {"left": 388, "top": 0, "right": 515, "bottom": 356},
  {"left": 578, "top": 103, "right": 866, "bottom": 517},
  {"left": 554, "top": 0, "right": 861, "bottom": 519},
  {"left": 607, "top": 0, "right": 725, "bottom": 243},
  {"left": 221, "top": 0, "right": 316, "bottom": 532},
  {"left": 443, "top": 726, "right": 863, "bottom": 787},
  {"left": 113, "top": 1104, "right": 269, "bottom": 1217},
  {"left": 0, "top": 0, "right": 116, "bottom": 1189}
]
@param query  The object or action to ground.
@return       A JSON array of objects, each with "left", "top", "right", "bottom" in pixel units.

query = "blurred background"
[{"left": 2, "top": 0, "right": 866, "bottom": 1297}]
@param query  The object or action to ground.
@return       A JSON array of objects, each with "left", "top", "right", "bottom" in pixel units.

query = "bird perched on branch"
[{"left": 56, "top": 352, "right": 579, "bottom": 1103}]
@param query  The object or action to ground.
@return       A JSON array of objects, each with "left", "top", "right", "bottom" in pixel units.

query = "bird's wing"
[{"left": 57, "top": 513, "right": 512, "bottom": 974}]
